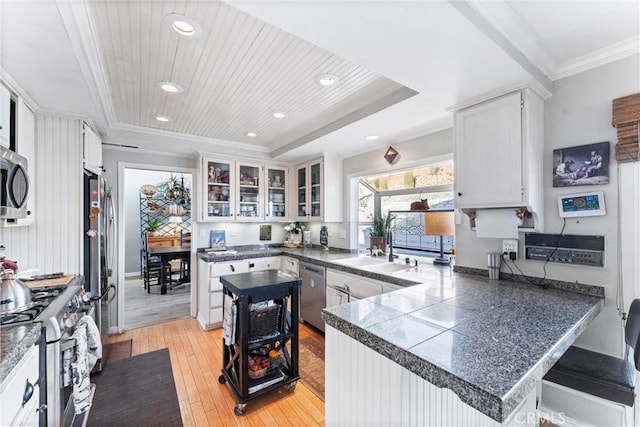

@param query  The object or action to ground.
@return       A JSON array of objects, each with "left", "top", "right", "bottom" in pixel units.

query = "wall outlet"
[{"left": 502, "top": 239, "right": 519, "bottom": 260}]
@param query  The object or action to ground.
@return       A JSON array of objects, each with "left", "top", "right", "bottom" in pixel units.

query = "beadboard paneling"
[
  {"left": 325, "top": 326, "right": 536, "bottom": 426},
  {"left": 1, "top": 114, "right": 83, "bottom": 274}
]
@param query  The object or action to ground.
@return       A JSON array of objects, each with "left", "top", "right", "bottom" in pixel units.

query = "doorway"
[{"left": 122, "top": 167, "right": 193, "bottom": 329}]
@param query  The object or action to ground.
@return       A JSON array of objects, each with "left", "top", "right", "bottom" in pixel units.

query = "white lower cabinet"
[
  {"left": 326, "top": 269, "right": 386, "bottom": 308},
  {"left": 197, "top": 259, "right": 250, "bottom": 330},
  {"left": 197, "top": 256, "right": 285, "bottom": 330},
  {"left": 0, "top": 344, "right": 40, "bottom": 427},
  {"left": 248, "top": 256, "right": 280, "bottom": 272},
  {"left": 280, "top": 256, "right": 299, "bottom": 277}
]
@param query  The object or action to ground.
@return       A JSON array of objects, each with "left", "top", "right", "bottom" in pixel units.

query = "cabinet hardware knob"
[{"left": 457, "top": 192, "right": 462, "bottom": 196}]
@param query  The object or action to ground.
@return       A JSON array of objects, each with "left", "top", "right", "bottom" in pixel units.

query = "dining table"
[{"left": 147, "top": 245, "right": 191, "bottom": 294}]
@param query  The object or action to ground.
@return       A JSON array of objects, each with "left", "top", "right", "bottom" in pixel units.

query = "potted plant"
[
  {"left": 145, "top": 218, "right": 163, "bottom": 236},
  {"left": 370, "top": 212, "right": 393, "bottom": 255}
]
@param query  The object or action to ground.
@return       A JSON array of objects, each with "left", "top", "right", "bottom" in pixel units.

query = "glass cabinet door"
[
  {"left": 205, "top": 159, "right": 233, "bottom": 219},
  {"left": 266, "top": 166, "right": 287, "bottom": 220},
  {"left": 310, "top": 161, "right": 322, "bottom": 218},
  {"left": 296, "top": 166, "right": 307, "bottom": 219},
  {"left": 236, "top": 163, "right": 262, "bottom": 221}
]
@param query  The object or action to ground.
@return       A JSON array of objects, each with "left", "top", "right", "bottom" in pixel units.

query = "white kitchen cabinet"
[
  {"left": 82, "top": 123, "right": 103, "bottom": 175},
  {"left": 197, "top": 259, "right": 249, "bottom": 330},
  {"left": 201, "top": 157, "right": 293, "bottom": 223},
  {"left": 0, "top": 83, "right": 11, "bottom": 147},
  {"left": 247, "top": 256, "right": 281, "bottom": 271},
  {"left": 326, "top": 269, "right": 384, "bottom": 301},
  {"left": 201, "top": 158, "right": 235, "bottom": 221},
  {"left": 236, "top": 161, "right": 264, "bottom": 222},
  {"left": 264, "top": 166, "right": 289, "bottom": 221},
  {"left": 454, "top": 89, "right": 543, "bottom": 216},
  {"left": 0, "top": 344, "right": 40, "bottom": 427},
  {"left": 296, "top": 154, "right": 342, "bottom": 222},
  {"left": 280, "top": 256, "right": 299, "bottom": 277},
  {"left": 2, "top": 98, "right": 35, "bottom": 227}
]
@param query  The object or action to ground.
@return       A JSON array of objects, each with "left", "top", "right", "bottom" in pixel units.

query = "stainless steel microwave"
[{"left": 0, "top": 145, "right": 30, "bottom": 219}]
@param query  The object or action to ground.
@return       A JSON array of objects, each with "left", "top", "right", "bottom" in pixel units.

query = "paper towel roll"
[{"left": 475, "top": 209, "right": 519, "bottom": 238}]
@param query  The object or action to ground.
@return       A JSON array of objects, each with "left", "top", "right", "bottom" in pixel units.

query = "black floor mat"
[{"left": 88, "top": 348, "right": 182, "bottom": 426}]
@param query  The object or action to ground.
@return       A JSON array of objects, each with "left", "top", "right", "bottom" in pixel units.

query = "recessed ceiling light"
[
  {"left": 164, "top": 13, "right": 202, "bottom": 39},
  {"left": 317, "top": 73, "right": 339, "bottom": 86},
  {"left": 157, "top": 81, "right": 184, "bottom": 93},
  {"left": 272, "top": 111, "right": 288, "bottom": 119},
  {"left": 154, "top": 115, "right": 171, "bottom": 122},
  {"left": 366, "top": 135, "right": 379, "bottom": 140},
  {"left": 245, "top": 132, "right": 258, "bottom": 138}
]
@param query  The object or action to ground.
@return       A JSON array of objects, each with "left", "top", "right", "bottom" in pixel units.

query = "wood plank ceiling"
[{"left": 88, "top": 0, "right": 411, "bottom": 151}]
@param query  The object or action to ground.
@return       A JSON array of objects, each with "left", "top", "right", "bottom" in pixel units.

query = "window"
[{"left": 357, "top": 162, "right": 454, "bottom": 253}]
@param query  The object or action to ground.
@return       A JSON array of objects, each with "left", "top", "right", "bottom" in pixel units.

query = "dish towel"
[
  {"left": 71, "top": 315, "right": 102, "bottom": 414},
  {"left": 222, "top": 294, "right": 237, "bottom": 346}
]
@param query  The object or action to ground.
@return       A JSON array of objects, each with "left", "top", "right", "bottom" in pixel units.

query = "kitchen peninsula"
[{"left": 199, "top": 246, "right": 604, "bottom": 425}]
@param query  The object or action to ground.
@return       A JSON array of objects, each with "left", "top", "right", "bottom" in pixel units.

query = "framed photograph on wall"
[
  {"left": 209, "top": 230, "right": 227, "bottom": 250},
  {"left": 553, "top": 141, "right": 610, "bottom": 187}
]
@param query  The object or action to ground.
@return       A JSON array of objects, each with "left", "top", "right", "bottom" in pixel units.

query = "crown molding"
[
  {"left": 552, "top": 36, "right": 640, "bottom": 80},
  {"left": 108, "top": 122, "right": 271, "bottom": 153}
]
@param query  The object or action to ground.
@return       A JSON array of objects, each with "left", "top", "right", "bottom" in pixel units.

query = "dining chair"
[{"left": 142, "top": 232, "right": 171, "bottom": 293}]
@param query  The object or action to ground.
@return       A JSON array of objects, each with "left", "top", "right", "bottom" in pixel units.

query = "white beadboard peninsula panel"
[
  {"left": 325, "top": 326, "right": 536, "bottom": 427},
  {"left": 1, "top": 115, "right": 83, "bottom": 273}
]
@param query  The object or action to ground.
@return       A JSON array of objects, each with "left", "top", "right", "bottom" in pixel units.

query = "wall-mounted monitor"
[{"left": 557, "top": 191, "right": 605, "bottom": 218}]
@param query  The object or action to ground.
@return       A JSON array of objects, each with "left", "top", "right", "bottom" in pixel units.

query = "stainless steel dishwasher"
[{"left": 299, "top": 262, "right": 326, "bottom": 331}]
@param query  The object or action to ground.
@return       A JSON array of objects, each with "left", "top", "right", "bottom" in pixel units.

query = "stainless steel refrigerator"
[{"left": 83, "top": 170, "right": 117, "bottom": 371}]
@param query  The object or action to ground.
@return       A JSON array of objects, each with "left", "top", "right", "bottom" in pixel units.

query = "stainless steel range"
[{"left": 1, "top": 279, "right": 95, "bottom": 426}]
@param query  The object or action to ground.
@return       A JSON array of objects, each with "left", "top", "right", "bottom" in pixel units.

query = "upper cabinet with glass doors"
[
  {"left": 236, "top": 162, "right": 263, "bottom": 222},
  {"left": 265, "top": 166, "right": 288, "bottom": 220},
  {"left": 203, "top": 158, "right": 234, "bottom": 221},
  {"left": 296, "top": 155, "right": 342, "bottom": 222}
]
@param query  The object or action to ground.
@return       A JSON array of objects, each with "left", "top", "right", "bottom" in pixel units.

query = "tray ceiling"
[{"left": 1, "top": 1, "right": 638, "bottom": 162}]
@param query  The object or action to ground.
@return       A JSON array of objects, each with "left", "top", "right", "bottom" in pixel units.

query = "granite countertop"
[
  {"left": 198, "top": 246, "right": 424, "bottom": 287},
  {"left": 198, "top": 245, "right": 605, "bottom": 421},
  {"left": 0, "top": 323, "right": 41, "bottom": 384},
  {"left": 322, "top": 273, "right": 604, "bottom": 422}
]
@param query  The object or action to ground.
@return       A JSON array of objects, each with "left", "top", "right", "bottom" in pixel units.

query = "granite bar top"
[
  {"left": 0, "top": 323, "right": 41, "bottom": 384},
  {"left": 198, "top": 245, "right": 605, "bottom": 421},
  {"left": 322, "top": 272, "right": 604, "bottom": 422}
]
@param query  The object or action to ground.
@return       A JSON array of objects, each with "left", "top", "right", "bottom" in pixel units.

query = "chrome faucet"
[{"left": 388, "top": 231, "right": 397, "bottom": 262}]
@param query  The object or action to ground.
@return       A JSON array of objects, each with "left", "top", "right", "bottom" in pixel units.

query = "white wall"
[
  {"left": 1, "top": 114, "right": 83, "bottom": 274},
  {"left": 454, "top": 54, "right": 640, "bottom": 356}
]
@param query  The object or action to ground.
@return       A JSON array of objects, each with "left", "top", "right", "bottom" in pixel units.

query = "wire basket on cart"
[{"left": 248, "top": 301, "right": 283, "bottom": 341}]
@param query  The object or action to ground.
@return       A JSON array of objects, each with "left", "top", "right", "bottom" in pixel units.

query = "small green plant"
[
  {"left": 145, "top": 218, "right": 163, "bottom": 233},
  {"left": 370, "top": 212, "right": 394, "bottom": 237},
  {"left": 403, "top": 171, "right": 416, "bottom": 188}
]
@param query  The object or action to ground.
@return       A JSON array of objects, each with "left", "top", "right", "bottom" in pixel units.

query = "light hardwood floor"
[{"left": 106, "top": 317, "right": 325, "bottom": 426}]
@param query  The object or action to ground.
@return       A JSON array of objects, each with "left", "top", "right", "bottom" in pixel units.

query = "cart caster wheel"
[
  {"left": 218, "top": 375, "right": 226, "bottom": 384},
  {"left": 234, "top": 404, "right": 246, "bottom": 415},
  {"left": 285, "top": 381, "right": 297, "bottom": 393}
]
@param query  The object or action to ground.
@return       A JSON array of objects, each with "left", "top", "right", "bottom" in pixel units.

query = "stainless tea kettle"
[{"left": 0, "top": 269, "right": 33, "bottom": 315}]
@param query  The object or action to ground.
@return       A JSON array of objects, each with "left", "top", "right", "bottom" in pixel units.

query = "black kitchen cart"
[{"left": 218, "top": 270, "right": 302, "bottom": 415}]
